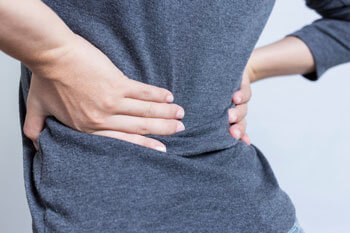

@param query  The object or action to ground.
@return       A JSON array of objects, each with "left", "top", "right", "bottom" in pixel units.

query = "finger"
[
  {"left": 92, "top": 130, "right": 167, "bottom": 152},
  {"left": 229, "top": 119, "right": 247, "bottom": 140},
  {"left": 241, "top": 133, "right": 251, "bottom": 145},
  {"left": 96, "top": 115, "right": 185, "bottom": 136},
  {"left": 124, "top": 78, "right": 174, "bottom": 103},
  {"left": 23, "top": 109, "right": 46, "bottom": 150},
  {"left": 116, "top": 98, "right": 185, "bottom": 119},
  {"left": 232, "top": 81, "right": 251, "bottom": 105},
  {"left": 228, "top": 104, "right": 247, "bottom": 124}
]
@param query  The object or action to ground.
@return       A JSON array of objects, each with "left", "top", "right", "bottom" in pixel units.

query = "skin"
[
  {"left": 0, "top": 0, "right": 314, "bottom": 152},
  {"left": 228, "top": 35, "right": 316, "bottom": 145},
  {"left": 229, "top": 72, "right": 251, "bottom": 145},
  {"left": 0, "top": 0, "right": 186, "bottom": 152}
]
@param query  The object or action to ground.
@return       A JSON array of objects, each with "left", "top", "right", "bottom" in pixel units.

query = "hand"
[
  {"left": 23, "top": 34, "right": 185, "bottom": 153},
  {"left": 227, "top": 62, "right": 254, "bottom": 145}
]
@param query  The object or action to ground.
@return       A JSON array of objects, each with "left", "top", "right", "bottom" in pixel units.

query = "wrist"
[
  {"left": 246, "top": 48, "right": 271, "bottom": 83},
  {"left": 245, "top": 54, "right": 259, "bottom": 83},
  {"left": 26, "top": 33, "right": 80, "bottom": 78}
]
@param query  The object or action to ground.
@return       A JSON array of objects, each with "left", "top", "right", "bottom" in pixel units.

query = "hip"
[{"left": 23, "top": 115, "right": 297, "bottom": 232}]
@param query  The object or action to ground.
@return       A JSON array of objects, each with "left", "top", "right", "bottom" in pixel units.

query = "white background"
[{"left": 1, "top": 1, "right": 349, "bottom": 232}]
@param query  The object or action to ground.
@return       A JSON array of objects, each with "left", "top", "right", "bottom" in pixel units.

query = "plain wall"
[{"left": 1, "top": 1, "right": 349, "bottom": 232}]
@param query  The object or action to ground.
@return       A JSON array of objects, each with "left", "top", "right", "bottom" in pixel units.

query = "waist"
[
  {"left": 38, "top": 100, "right": 239, "bottom": 159},
  {"left": 147, "top": 100, "right": 239, "bottom": 157}
]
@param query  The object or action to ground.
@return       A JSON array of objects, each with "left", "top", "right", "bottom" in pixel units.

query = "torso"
[{"left": 20, "top": 1, "right": 297, "bottom": 232}]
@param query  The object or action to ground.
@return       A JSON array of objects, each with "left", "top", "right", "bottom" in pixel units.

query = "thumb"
[{"left": 23, "top": 106, "right": 46, "bottom": 151}]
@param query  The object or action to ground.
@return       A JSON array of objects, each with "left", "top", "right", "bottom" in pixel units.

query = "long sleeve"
[{"left": 287, "top": 0, "right": 350, "bottom": 81}]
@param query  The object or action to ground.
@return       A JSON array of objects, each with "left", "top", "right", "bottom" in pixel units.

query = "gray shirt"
[{"left": 18, "top": 0, "right": 350, "bottom": 232}]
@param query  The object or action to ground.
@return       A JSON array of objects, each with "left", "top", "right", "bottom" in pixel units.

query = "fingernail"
[
  {"left": 155, "top": 146, "right": 167, "bottom": 152},
  {"left": 166, "top": 95, "right": 174, "bottom": 102},
  {"left": 233, "top": 129, "right": 241, "bottom": 138},
  {"left": 230, "top": 113, "right": 237, "bottom": 123},
  {"left": 176, "top": 109, "right": 184, "bottom": 118},
  {"left": 176, "top": 122, "right": 185, "bottom": 132}
]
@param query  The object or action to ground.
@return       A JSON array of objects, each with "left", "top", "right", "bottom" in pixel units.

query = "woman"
[{"left": 1, "top": 0, "right": 349, "bottom": 232}]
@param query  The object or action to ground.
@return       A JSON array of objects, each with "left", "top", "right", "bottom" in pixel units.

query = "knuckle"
[
  {"left": 136, "top": 122, "right": 150, "bottom": 135},
  {"left": 141, "top": 88, "right": 152, "bottom": 99},
  {"left": 143, "top": 102, "right": 154, "bottom": 117},
  {"left": 23, "top": 125, "right": 37, "bottom": 141},
  {"left": 114, "top": 80, "right": 128, "bottom": 97},
  {"left": 234, "top": 109, "right": 241, "bottom": 118},
  {"left": 85, "top": 111, "right": 105, "bottom": 127},
  {"left": 101, "top": 96, "right": 115, "bottom": 111},
  {"left": 235, "top": 103, "right": 243, "bottom": 112}
]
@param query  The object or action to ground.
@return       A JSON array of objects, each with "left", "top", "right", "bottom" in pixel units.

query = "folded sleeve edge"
[{"left": 286, "top": 29, "right": 328, "bottom": 82}]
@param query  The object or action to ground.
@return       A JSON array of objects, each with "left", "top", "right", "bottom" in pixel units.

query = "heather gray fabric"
[
  {"left": 287, "top": 0, "right": 350, "bottom": 81},
  {"left": 18, "top": 0, "right": 350, "bottom": 232},
  {"left": 286, "top": 218, "right": 305, "bottom": 233}
]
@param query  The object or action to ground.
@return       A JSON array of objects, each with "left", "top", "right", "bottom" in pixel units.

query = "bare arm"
[
  {"left": 0, "top": 0, "right": 186, "bottom": 152},
  {"left": 0, "top": 0, "right": 75, "bottom": 73},
  {"left": 246, "top": 0, "right": 350, "bottom": 83},
  {"left": 246, "top": 36, "right": 316, "bottom": 83},
  {"left": 229, "top": 0, "right": 350, "bottom": 142}
]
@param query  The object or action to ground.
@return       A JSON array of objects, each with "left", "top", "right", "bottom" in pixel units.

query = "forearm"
[
  {"left": 0, "top": 0, "right": 76, "bottom": 74},
  {"left": 247, "top": 36, "right": 316, "bottom": 82}
]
